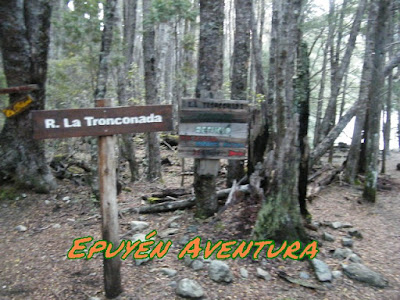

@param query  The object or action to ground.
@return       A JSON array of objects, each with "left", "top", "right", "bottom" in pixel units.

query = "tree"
[
  {"left": 0, "top": 0, "right": 56, "bottom": 192},
  {"left": 116, "top": 0, "right": 139, "bottom": 182},
  {"left": 318, "top": 0, "right": 367, "bottom": 144},
  {"left": 253, "top": 0, "right": 307, "bottom": 243},
  {"left": 193, "top": 0, "right": 224, "bottom": 218},
  {"left": 227, "top": 0, "right": 251, "bottom": 186},
  {"left": 143, "top": 0, "right": 162, "bottom": 181},
  {"left": 363, "top": 0, "right": 390, "bottom": 202}
]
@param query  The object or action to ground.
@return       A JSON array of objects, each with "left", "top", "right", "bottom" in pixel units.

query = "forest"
[{"left": 1, "top": 0, "right": 400, "bottom": 299}]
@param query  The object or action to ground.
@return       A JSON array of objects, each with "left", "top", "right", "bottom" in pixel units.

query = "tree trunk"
[
  {"left": 381, "top": 5, "right": 394, "bottom": 174},
  {"left": 0, "top": 0, "right": 56, "bottom": 192},
  {"left": 117, "top": 0, "right": 139, "bottom": 182},
  {"left": 194, "top": 0, "right": 224, "bottom": 218},
  {"left": 363, "top": 0, "right": 390, "bottom": 202},
  {"left": 313, "top": 38, "right": 329, "bottom": 148},
  {"left": 253, "top": 0, "right": 307, "bottom": 244},
  {"left": 227, "top": 0, "right": 251, "bottom": 187},
  {"left": 345, "top": 0, "right": 379, "bottom": 183},
  {"left": 296, "top": 42, "right": 311, "bottom": 219},
  {"left": 143, "top": 0, "right": 162, "bottom": 181},
  {"left": 247, "top": 0, "right": 270, "bottom": 175},
  {"left": 319, "top": 0, "right": 367, "bottom": 140}
]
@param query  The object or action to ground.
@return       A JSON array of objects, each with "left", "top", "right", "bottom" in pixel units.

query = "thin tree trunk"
[
  {"left": 313, "top": 39, "right": 329, "bottom": 148},
  {"left": 363, "top": 0, "right": 390, "bottom": 202},
  {"left": 296, "top": 42, "right": 311, "bottom": 219},
  {"left": 227, "top": 0, "right": 251, "bottom": 187},
  {"left": 117, "top": 0, "right": 139, "bottom": 182},
  {"left": 381, "top": 5, "right": 394, "bottom": 174},
  {"left": 345, "top": 0, "right": 378, "bottom": 183},
  {"left": 319, "top": 0, "right": 367, "bottom": 139},
  {"left": 247, "top": 0, "right": 270, "bottom": 175},
  {"left": 194, "top": 0, "right": 224, "bottom": 218},
  {"left": 143, "top": 0, "right": 162, "bottom": 181}
]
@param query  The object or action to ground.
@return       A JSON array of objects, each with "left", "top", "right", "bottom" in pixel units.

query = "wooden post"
[{"left": 96, "top": 99, "right": 122, "bottom": 298}]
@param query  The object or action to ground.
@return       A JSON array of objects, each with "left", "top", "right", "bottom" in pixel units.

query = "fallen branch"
[
  {"left": 216, "top": 184, "right": 250, "bottom": 199},
  {"left": 120, "top": 198, "right": 195, "bottom": 214}
]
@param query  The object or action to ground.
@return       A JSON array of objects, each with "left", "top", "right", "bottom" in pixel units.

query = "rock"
[
  {"left": 44, "top": 200, "right": 51, "bottom": 205},
  {"left": 322, "top": 232, "right": 335, "bottom": 242},
  {"left": 349, "top": 254, "right": 362, "bottom": 263},
  {"left": 176, "top": 278, "right": 204, "bottom": 299},
  {"left": 256, "top": 268, "right": 272, "bottom": 281},
  {"left": 299, "top": 271, "right": 310, "bottom": 280},
  {"left": 332, "top": 270, "right": 343, "bottom": 279},
  {"left": 160, "top": 268, "right": 177, "bottom": 277},
  {"left": 179, "top": 235, "right": 190, "bottom": 246},
  {"left": 15, "top": 225, "right": 27, "bottom": 232},
  {"left": 131, "top": 233, "right": 151, "bottom": 266},
  {"left": 342, "top": 263, "right": 388, "bottom": 288},
  {"left": 240, "top": 268, "right": 248, "bottom": 279},
  {"left": 52, "top": 224, "right": 61, "bottom": 229},
  {"left": 191, "top": 260, "right": 204, "bottom": 271},
  {"left": 333, "top": 248, "right": 353, "bottom": 260},
  {"left": 208, "top": 260, "right": 233, "bottom": 283},
  {"left": 341, "top": 222, "right": 353, "bottom": 228},
  {"left": 187, "top": 225, "right": 198, "bottom": 233},
  {"left": 130, "top": 221, "right": 149, "bottom": 232},
  {"left": 348, "top": 229, "right": 363, "bottom": 239},
  {"left": 169, "top": 222, "right": 180, "bottom": 228},
  {"left": 167, "top": 215, "right": 181, "bottom": 225},
  {"left": 184, "top": 256, "right": 194, "bottom": 267},
  {"left": 169, "top": 281, "right": 177, "bottom": 288},
  {"left": 67, "top": 218, "right": 75, "bottom": 222},
  {"left": 159, "top": 228, "right": 179, "bottom": 238},
  {"left": 342, "top": 237, "right": 354, "bottom": 248},
  {"left": 21, "top": 193, "right": 27, "bottom": 198},
  {"left": 88, "top": 297, "right": 101, "bottom": 300},
  {"left": 330, "top": 221, "right": 342, "bottom": 229},
  {"left": 311, "top": 259, "right": 332, "bottom": 282}
]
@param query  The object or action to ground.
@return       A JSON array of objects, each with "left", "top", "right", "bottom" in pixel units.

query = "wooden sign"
[
  {"left": 2, "top": 95, "right": 33, "bottom": 118},
  {"left": 178, "top": 98, "right": 249, "bottom": 160},
  {"left": 32, "top": 105, "right": 173, "bottom": 139}
]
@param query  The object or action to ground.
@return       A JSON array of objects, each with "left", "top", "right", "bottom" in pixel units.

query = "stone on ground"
[
  {"left": 176, "top": 278, "right": 204, "bottom": 298},
  {"left": 311, "top": 259, "right": 332, "bottom": 282},
  {"left": 342, "top": 263, "right": 388, "bottom": 288},
  {"left": 208, "top": 260, "right": 233, "bottom": 283}
]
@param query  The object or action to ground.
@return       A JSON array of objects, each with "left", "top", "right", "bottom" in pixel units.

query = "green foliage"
[
  {"left": 47, "top": 56, "right": 96, "bottom": 109},
  {"left": 149, "top": 0, "right": 197, "bottom": 24},
  {"left": 0, "top": 186, "right": 18, "bottom": 201}
]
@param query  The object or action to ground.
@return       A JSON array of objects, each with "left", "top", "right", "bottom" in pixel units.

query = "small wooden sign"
[
  {"left": 178, "top": 98, "right": 249, "bottom": 160},
  {"left": 32, "top": 105, "right": 173, "bottom": 139},
  {"left": 2, "top": 95, "right": 33, "bottom": 118}
]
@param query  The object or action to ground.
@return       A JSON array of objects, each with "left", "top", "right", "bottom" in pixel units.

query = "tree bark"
[
  {"left": 253, "top": 0, "right": 307, "bottom": 244},
  {"left": 296, "top": 42, "right": 311, "bottom": 219},
  {"left": 194, "top": 0, "right": 224, "bottom": 218},
  {"left": 381, "top": 5, "right": 394, "bottom": 174},
  {"left": 0, "top": 0, "right": 56, "bottom": 192},
  {"left": 94, "top": 0, "right": 118, "bottom": 99},
  {"left": 227, "top": 0, "right": 251, "bottom": 187},
  {"left": 345, "top": 0, "right": 379, "bottom": 183},
  {"left": 363, "top": 0, "right": 390, "bottom": 202},
  {"left": 143, "top": 0, "right": 162, "bottom": 181},
  {"left": 117, "top": 0, "right": 139, "bottom": 182}
]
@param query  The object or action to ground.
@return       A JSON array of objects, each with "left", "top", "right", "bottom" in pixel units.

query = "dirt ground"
[{"left": 1, "top": 148, "right": 400, "bottom": 300}]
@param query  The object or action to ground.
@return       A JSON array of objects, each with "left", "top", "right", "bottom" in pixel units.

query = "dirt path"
[{"left": 0, "top": 151, "right": 400, "bottom": 299}]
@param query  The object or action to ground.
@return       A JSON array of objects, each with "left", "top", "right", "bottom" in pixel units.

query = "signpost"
[
  {"left": 32, "top": 101, "right": 173, "bottom": 298},
  {"left": 178, "top": 98, "right": 249, "bottom": 160}
]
